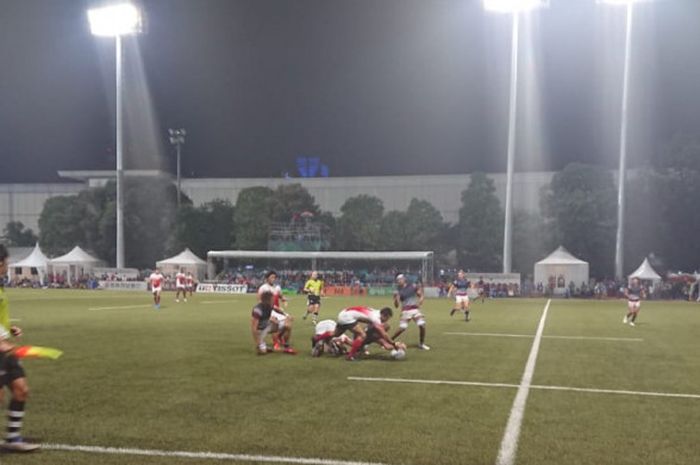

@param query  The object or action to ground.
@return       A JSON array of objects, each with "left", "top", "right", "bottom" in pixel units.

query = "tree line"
[{"left": 19, "top": 133, "right": 700, "bottom": 276}]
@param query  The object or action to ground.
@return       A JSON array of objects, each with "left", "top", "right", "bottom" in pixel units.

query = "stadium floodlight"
[
  {"left": 169, "top": 129, "right": 187, "bottom": 208},
  {"left": 483, "top": 0, "right": 548, "bottom": 13},
  {"left": 87, "top": 3, "right": 142, "bottom": 37},
  {"left": 483, "top": 0, "right": 548, "bottom": 274},
  {"left": 88, "top": 3, "right": 143, "bottom": 269},
  {"left": 598, "top": 0, "right": 650, "bottom": 279}
]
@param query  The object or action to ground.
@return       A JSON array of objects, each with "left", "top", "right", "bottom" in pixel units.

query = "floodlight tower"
[
  {"left": 169, "top": 128, "right": 187, "bottom": 208},
  {"left": 88, "top": 3, "right": 143, "bottom": 269},
  {"left": 598, "top": 0, "right": 647, "bottom": 280},
  {"left": 483, "top": 0, "right": 548, "bottom": 274}
]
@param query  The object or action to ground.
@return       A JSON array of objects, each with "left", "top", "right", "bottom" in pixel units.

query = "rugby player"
[
  {"left": 623, "top": 278, "right": 645, "bottom": 327},
  {"left": 448, "top": 270, "right": 471, "bottom": 321},
  {"left": 185, "top": 271, "right": 195, "bottom": 297},
  {"left": 175, "top": 268, "right": 187, "bottom": 303},
  {"left": 251, "top": 291, "right": 296, "bottom": 355},
  {"left": 148, "top": 268, "right": 165, "bottom": 309},
  {"left": 257, "top": 271, "right": 295, "bottom": 353},
  {"left": 302, "top": 271, "right": 323, "bottom": 324},
  {"left": 310, "top": 319, "right": 352, "bottom": 357},
  {"left": 333, "top": 306, "right": 398, "bottom": 361},
  {"left": 392, "top": 274, "right": 430, "bottom": 350},
  {"left": 0, "top": 244, "right": 39, "bottom": 451}
]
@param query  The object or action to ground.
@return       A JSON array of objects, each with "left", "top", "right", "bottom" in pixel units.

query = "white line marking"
[
  {"left": 348, "top": 376, "right": 519, "bottom": 390},
  {"left": 88, "top": 304, "right": 153, "bottom": 311},
  {"left": 496, "top": 298, "right": 550, "bottom": 465},
  {"left": 41, "top": 443, "right": 389, "bottom": 465},
  {"left": 530, "top": 384, "right": 700, "bottom": 400},
  {"left": 348, "top": 377, "right": 700, "bottom": 401},
  {"left": 444, "top": 332, "right": 643, "bottom": 342}
]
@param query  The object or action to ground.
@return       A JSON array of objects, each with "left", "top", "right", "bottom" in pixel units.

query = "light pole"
[
  {"left": 483, "top": 0, "right": 548, "bottom": 274},
  {"left": 169, "top": 128, "right": 187, "bottom": 208},
  {"left": 598, "top": 0, "right": 647, "bottom": 280},
  {"left": 88, "top": 3, "right": 143, "bottom": 269}
]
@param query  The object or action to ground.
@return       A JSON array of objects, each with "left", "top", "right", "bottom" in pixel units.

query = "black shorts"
[
  {"left": 307, "top": 295, "right": 321, "bottom": 306},
  {"left": 0, "top": 351, "right": 25, "bottom": 387}
]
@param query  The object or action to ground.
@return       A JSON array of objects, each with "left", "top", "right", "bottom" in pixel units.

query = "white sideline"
[
  {"left": 88, "top": 304, "right": 153, "bottom": 311},
  {"left": 348, "top": 377, "right": 700, "bottom": 401},
  {"left": 496, "top": 298, "right": 550, "bottom": 465},
  {"left": 42, "top": 443, "right": 389, "bottom": 465},
  {"left": 444, "top": 332, "right": 643, "bottom": 342}
]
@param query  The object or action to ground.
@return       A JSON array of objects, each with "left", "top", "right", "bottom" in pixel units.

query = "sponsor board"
[
  {"left": 98, "top": 281, "right": 148, "bottom": 291},
  {"left": 196, "top": 283, "right": 248, "bottom": 294}
]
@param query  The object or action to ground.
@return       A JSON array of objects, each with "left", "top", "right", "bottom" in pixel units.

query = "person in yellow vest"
[
  {"left": 302, "top": 271, "right": 324, "bottom": 325},
  {"left": 0, "top": 244, "right": 39, "bottom": 452}
]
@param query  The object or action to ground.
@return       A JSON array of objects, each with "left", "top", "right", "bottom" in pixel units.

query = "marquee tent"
[
  {"left": 534, "top": 246, "right": 589, "bottom": 295},
  {"left": 9, "top": 243, "right": 49, "bottom": 285},
  {"left": 49, "top": 246, "right": 105, "bottom": 284},
  {"left": 156, "top": 248, "right": 207, "bottom": 280},
  {"left": 628, "top": 258, "right": 662, "bottom": 283}
]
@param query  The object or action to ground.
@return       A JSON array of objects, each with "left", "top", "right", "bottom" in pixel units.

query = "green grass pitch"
[{"left": 3, "top": 289, "right": 700, "bottom": 465}]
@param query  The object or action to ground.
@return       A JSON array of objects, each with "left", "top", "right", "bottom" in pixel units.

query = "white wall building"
[{"left": 1, "top": 170, "right": 557, "bottom": 235}]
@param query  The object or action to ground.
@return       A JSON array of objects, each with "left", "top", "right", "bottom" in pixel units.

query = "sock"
[
  {"left": 7, "top": 400, "right": 25, "bottom": 443},
  {"left": 348, "top": 337, "right": 364, "bottom": 358}
]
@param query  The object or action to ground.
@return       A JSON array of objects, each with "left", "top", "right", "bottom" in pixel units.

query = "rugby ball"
[{"left": 390, "top": 348, "right": 406, "bottom": 360}]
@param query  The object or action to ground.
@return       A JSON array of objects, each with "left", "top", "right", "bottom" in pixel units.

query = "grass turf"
[{"left": 2, "top": 290, "right": 699, "bottom": 464}]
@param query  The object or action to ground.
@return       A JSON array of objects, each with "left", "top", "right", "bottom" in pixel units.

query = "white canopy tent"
[
  {"left": 9, "top": 243, "right": 49, "bottom": 285},
  {"left": 49, "top": 246, "right": 105, "bottom": 284},
  {"left": 628, "top": 258, "right": 662, "bottom": 283},
  {"left": 156, "top": 248, "right": 207, "bottom": 280},
  {"left": 534, "top": 246, "right": 589, "bottom": 295}
]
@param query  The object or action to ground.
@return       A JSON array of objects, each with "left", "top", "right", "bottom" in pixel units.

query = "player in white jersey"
[
  {"left": 257, "top": 271, "right": 295, "bottom": 353},
  {"left": 148, "top": 268, "right": 165, "bottom": 310},
  {"left": 310, "top": 319, "right": 352, "bottom": 357},
  {"left": 334, "top": 306, "right": 397, "bottom": 361},
  {"left": 175, "top": 268, "right": 187, "bottom": 303},
  {"left": 185, "top": 272, "right": 195, "bottom": 297},
  {"left": 623, "top": 278, "right": 645, "bottom": 327}
]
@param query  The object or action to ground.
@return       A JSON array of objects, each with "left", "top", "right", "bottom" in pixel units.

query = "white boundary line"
[
  {"left": 444, "top": 332, "right": 643, "bottom": 342},
  {"left": 347, "top": 376, "right": 700, "bottom": 401},
  {"left": 42, "top": 443, "right": 389, "bottom": 465},
  {"left": 498, "top": 298, "right": 550, "bottom": 465},
  {"left": 88, "top": 304, "right": 153, "bottom": 311}
]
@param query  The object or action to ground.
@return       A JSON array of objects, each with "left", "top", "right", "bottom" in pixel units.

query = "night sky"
[{"left": 1, "top": 0, "right": 699, "bottom": 182}]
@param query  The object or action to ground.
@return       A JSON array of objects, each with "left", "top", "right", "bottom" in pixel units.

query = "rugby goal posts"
[{"left": 205, "top": 250, "right": 434, "bottom": 286}]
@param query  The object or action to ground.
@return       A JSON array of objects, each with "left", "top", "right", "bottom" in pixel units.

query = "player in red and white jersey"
[
  {"left": 148, "top": 268, "right": 165, "bottom": 310},
  {"left": 310, "top": 319, "right": 352, "bottom": 357},
  {"left": 333, "top": 306, "right": 397, "bottom": 361},
  {"left": 257, "top": 271, "right": 296, "bottom": 353},
  {"left": 185, "top": 272, "right": 195, "bottom": 297},
  {"left": 175, "top": 268, "right": 187, "bottom": 303}
]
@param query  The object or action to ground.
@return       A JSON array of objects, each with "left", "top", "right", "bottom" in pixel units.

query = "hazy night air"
[{"left": 1, "top": 0, "right": 699, "bottom": 182}]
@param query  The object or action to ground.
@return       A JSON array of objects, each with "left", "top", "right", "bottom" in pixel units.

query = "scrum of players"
[{"left": 251, "top": 270, "right": 427, "bottom": 360}]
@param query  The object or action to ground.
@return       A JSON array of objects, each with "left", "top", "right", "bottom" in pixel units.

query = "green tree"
[
  {"left": 234, "top": 186, "right": 275, "bottom": 249},
  {"left": 271, "top": 184, "right": 320, "bottom": 222},
  {"left": 39, "top": 177, "right": 183, "bottom": 267},
  {"left": 541, "top": 163, "right": 616, "bottom": 278},
  {"left": 2, "top": 221, "right": 38, "bottom": 247},
  {"left": 404, "top": 198, "right": 446, "bottom": 251},
  {"left": 335, "top": 195, "right": 384, "bottom": 250},
  {"left": 171, "top": 200, "right": 235, "bottom": 258},
  {"left": 380, "top": 211, "right": 409, "bottom": 250},
  {"left": 456, "top": 172, "right": 503, "bottom": 271}
]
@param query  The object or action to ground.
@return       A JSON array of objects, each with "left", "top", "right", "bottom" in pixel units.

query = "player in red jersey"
[
  {"left": 148, "top": 268, "right": 165, "bottom": 309},
  {"left": 175, "top": 268, "right": 187, "bottom": 303},
  {"left": 333, "top": 306, "right": 397, "bottom": 361}
]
